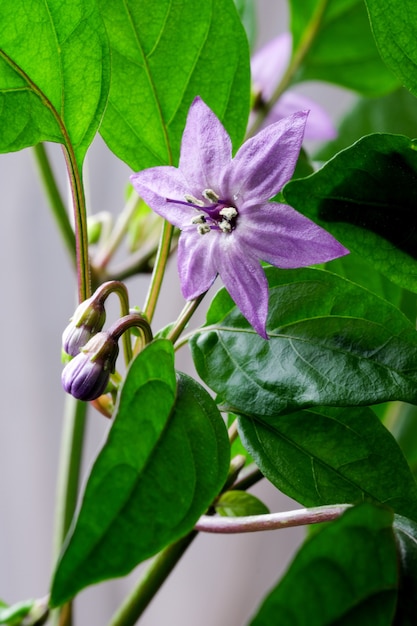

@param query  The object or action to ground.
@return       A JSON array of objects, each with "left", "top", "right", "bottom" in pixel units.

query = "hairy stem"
[{"left": 195, "top": 504, "right": 351, "bottom": 534}]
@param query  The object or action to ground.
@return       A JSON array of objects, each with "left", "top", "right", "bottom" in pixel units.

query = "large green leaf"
[
  {"left": 238, "top": 406, "right": 417, "bottom": 520},
  {"left": 365, "top": 0, "right": 417, "bottom": 98},
  {"left": 97, "top": 0, "right": 250, "bottom": 171},
  {"left": 50, "top": 340, "right": 229, "bottom": 606},
  {"left": 250, "top": 503, "right": 398, "bottom": 626},
  {"left": 289, "top": 0, "right": 398, "bottom": 95},
  {"left": 285, "top": 134, "right": 417, "bottom": 294},
  {"left": 0, "top": 0, "right": 110, "bottom": 163},
  {"left": 190, "top": 267, "right": 417, "bottom": 417},
  {"left": 393, "top": 515, "right": 417, "bottom": 625}
]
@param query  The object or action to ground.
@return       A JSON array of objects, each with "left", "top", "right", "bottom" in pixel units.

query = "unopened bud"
[
  {"left": 61, "top": 332, "right": 119, "bottom": 401},
  {"left": 62, "top": 297, "right": 106, "bottom": 357}
]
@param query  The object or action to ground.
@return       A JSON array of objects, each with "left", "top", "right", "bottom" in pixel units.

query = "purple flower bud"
[
  {"left": 61, "top": 332, "right": 119, "bottom": 401},
  {"left": 62, "top": 297, "right": 107, "bottom": 357}
]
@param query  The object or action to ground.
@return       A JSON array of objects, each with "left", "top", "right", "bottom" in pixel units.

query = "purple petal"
[
  {"left": 130, "top": 166, "right": 192, "bottom": 228},
  {"left": 268, "top": 91, "right": 337, "bottom": 141},
  {"left": 217, "top": 237, "right": 269, "bottom": 338},
  {"left": 222, "top": 111, "right": 308, "bottom": 205},
  {"left": 239, "top": 202, "right": 349, "bottom": 268},
  {"left": 177, "top": 229, "right": 218, "bottom": 299},
  {"left": 251, "top": 33, "right": 292, "bottom": 102},
  {"left": 179, "top": 96, "right": 232, "bottom": 193}
]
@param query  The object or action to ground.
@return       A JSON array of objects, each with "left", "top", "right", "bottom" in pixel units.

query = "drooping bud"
[
  {"left": 61, "top": 332, "right": 119, "bottom": 401},
  {"left": 62, "top": 296, "right": 107, "bottom": 357}
]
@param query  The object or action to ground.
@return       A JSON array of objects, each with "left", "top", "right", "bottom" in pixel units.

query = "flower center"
[{"left": 167, "top": 188, "right": 238, "bottom": 235}]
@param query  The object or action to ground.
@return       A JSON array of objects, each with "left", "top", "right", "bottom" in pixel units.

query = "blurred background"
[{"left": 0, "top": 1, "right": 354, "bottom": 624}]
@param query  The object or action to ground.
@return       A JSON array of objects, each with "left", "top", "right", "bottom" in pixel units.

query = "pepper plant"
[{"left": 1, "top": 0, "right": 417, "bottom": 624}]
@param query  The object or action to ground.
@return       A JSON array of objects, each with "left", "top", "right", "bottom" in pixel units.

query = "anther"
[
  {"left": 191, "top": 214, "right": 206, "bottom": 224},
  {"left": 185, "top": 194, "right": 204, "bottom": 206},
  {"left": 219, "top": 220, "right": 232, "bottom": 233},
  {"left": 219, "top": 207, "right": 238, "bottom": 220},
  {"left": 197, "top": 224, "right": 211, "bottom": 235},
  {"left": 202, "top": 189, "right": 220, "bottom": 203}
]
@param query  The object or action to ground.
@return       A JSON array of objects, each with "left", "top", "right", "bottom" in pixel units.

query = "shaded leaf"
[
  {"left": 97, "top": 0, "right": 250, "bottom": 170},
  {"left": 393, "top": 515, "right": 417, "bottom": 626},
  {"left": 215, "top": 491, "right": 269, "bottom": 517},
  {"left": 289, "top": 0, "right": 398, "bottom": 95},
  {"left": 50, "top": 340, "right": 229, "bottom": 605},
  {"left": 250, "top": 503, "right": 397, "bottom": 626},
  {"left": 285, "top": 134, "right": 417, "bottom": 294},
  {"left": 365, "top": 0, "right": 417, "bottom": 98},
  {"left": 238, "top": 406, "right": 417, "bottom": 521},
  {"left": 190, "top": 267, "right": 417, "bottom": 417},
  {"left": 0, "top": 0, "right": 110, "bottom": 163}
]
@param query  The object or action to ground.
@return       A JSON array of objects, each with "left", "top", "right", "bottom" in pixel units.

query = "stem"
[
  {"left": 32, "top": 143, "right": 76, "bottom": 264},
  {"left": 142, "top": 221, "right": 174, "bottom": 324},
  {"left": 195, "top": 504, "right": 351, "bottom": 534},
  {"left": 52, "top": 395, "right": 88, "bottom": 626},
  {"left": 167, "top": 293, "right": 206, "bottom": 345},
  {"left": 247, "top": 0, "right": 329, "bottom": 137},
  {"left": 109, "top": 532, "right": 197, "bottom": 626},
  {"left": 63, "top": 145, "right": 91, "bottom": 302}
]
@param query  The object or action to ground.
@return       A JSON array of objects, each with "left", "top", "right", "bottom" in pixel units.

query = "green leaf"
[
  {"left": 233, "top": 0, "right": 257, "bottom": 49},
  {"left": 289, "top": 0, "right": 398, "bottom": 95},
  {"left": 190, "top": 267, "right": 417, "bottom": 416},
  {"left": 250, "top": 503, "right": 398, "bottom": 626},
  {"left": 50, "top": 340, "right": 229, "bottom": 606},
  {"left": 0, "top": 600, "right": 34, "bottom": 625},
  {"left": 393, "top": 515, "right": 417, "bottom": 625},
  {"left": 215, "top": 491, "right": 269, "bottom": 517},
  {"left": 97, "top": 0, "right": 250, "bottom": 171},
  {"left": 285, "top": 134, "right": 417, "bottom": 294},
  {"left": 238, "top": 406, "right": 417, "bottom": 520},
  {"left": 0, "top": 0, "right": 110, "bottom": 163},
  {"left": 365, "top": 0, "right": 417, "bottom": 97},
  {"left": 316, "top": 88, "right": 417, "bottom": 161}
]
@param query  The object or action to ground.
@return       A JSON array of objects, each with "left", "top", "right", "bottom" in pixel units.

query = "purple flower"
[
  {"left": 62, "top": 332, "right": 118, "bottom": 401},
  {"left": 250, "top": 33, "right": 337, "bottom": 141},
  {"left": 130, "top": 97, "right": 348, "bottom": 338}
]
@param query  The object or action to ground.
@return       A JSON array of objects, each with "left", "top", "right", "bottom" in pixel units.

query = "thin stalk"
[
  {"left": 52, "top": 395, "right": 88, "bottom": 626},
  {"left": 142, "top": 221, "right": 174, "bottom": 324},
  {"left": 195, "top": 504, "right": 351, "bottom": 534},
  {"left": 166, "top": 293, "right": 206, "bottom": 345},
  {"left": 247, "top": 0, "right": 329, "bottom": 137},
  {"left": 32, "top": 143, "right": 75, "bottom": 263},
  {"left": 109, "top": 532, "right": 197, "bottom": 626}
]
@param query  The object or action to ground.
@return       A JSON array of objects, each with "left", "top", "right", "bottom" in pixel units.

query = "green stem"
[
  {"left": 63, "top": 145, "right": 91, "bottom": 301},
  {"left": 52, "top": 395, "right": 88, "bottom": 626},
  {"left": 32, "top": 143, "right": 76, "bottom": 264},
  {"left": 109, "top": 532, "right": 197, "bottom": 626},
  {"left": 142, "top": 221, "right": 174, "bottom": 325},
  {"left": 167, "top": 293, "right": 206, "bottom": 345},
  {"left": 247, "top": 0, "right": 329, "bottom": 137}
]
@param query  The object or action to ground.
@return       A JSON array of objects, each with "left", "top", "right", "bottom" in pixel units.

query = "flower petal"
[
  {"left": 217, "top": 237, "right": 269, "bottom": 338},
  {"left": 239, "top": 202, "right": 349, "bottom": 268},
  {"left": 222, "top": 111, "right": 308, "bottom": 204},
  {"left": 130, "top": 166, "right": 192, "bottom": 228},
  {"left": 177, "top": 229, "right": 218, "bottom": 299},
  {"left": 179, "top": 96, "right": 233, "bottom": 194}
]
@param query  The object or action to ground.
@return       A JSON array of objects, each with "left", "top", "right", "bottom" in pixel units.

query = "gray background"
[{"left": 0, "top": 2, "right": 353, "bottom": 624}]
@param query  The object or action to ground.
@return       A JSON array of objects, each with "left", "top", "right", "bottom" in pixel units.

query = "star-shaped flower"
[
  {"left": 130, "top": 97, "right": 348, "bottom": 338},
  {"left": 250, "top": 33, "right": 337, "bottom": 141}
]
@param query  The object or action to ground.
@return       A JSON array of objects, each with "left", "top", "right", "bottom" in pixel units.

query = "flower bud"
[
  {"left": 62, "top": 297, "right": 107, "bottom": 357},
  {"left": 61, "top": 332, "right": 119, "bottom": 401}
]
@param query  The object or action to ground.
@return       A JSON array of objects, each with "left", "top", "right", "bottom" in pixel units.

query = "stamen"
[
  {"left": 197, "top": 224, "right": 211, "bottom": 235},
  {"left": 191, "top": 214, "right": 206, "bottom": 224},
  {"left": 185, "top": 194, "right": 205, "bottom": 206},
  {"left": 219, "top": 220, "right": 232, "bottom": 233},
  {"left": 219, "top": 207, "right": 238, "bottom": 220},
  {"left": 202, "top": 189, "right": 220, "bottom": 203}
]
